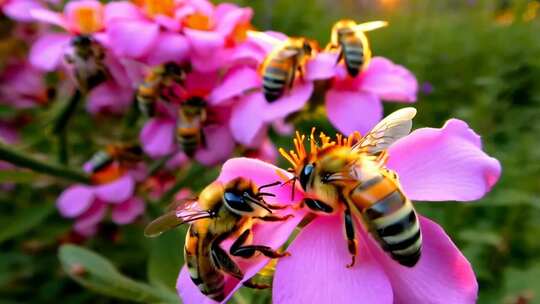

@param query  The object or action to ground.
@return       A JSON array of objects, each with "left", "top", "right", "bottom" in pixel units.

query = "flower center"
[
  {"left": 141, "top": 0, "right": 175, "bottom": 17},
  {"left": 183, "top": 12, "right": 213, "bottom": 31},
  {"left": 91, "top": 163, "right": 126, "bottom": 185},
  {"left": 72, "top": 6, "right": 104, "bottom": 34},
  {"left": 225, "top": 21, "right": 251, "bottom": 47}
]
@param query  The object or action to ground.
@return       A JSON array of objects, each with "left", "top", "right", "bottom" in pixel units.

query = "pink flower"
[
  {"left": 176, "top": 157, "right": 306, "bottom": 303},
  {"left": 308, "top": 53, "right": 418, "bottom": 135},
  {"left": 56, "top": 157, "right": 147, "bottom": 236},
  {"left": 272, "top": 119, "right": 500, "bottom": 304},
  {"left": 1, "top": 0, "right": 46, "bottom": 22},
  {"left": 177, "top": 119, "right": 501, "bottom": 303},
  {"left": 0, "top": 60, "right": 50, "bottom": 109},
  {"left": 103, "top": 1, "right": 188, "bottom": 65}
]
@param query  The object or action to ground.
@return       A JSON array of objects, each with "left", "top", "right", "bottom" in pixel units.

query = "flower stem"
[
  {"left": 53, "top": 90, "right": 81, "bottom": 134},
  {"left": 0, "top": 142, "right": 90, "bottom": 184}
]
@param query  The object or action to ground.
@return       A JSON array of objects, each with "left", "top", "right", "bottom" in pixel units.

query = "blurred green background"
[{"left": 1, "top": 0, "right": 540, "bottom": 303}]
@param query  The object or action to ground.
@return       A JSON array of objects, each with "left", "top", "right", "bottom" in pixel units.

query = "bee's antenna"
[{"left": 258, "top": 181, "right": 281, "bottom": 191}]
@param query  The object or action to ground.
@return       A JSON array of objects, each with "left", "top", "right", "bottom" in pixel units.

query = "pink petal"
[
  {"left": 246, "top": 31, "right": 287, "bottom": 54},
  {"left": 144, "top": 32, "right": 189, "bottom": 66},
  {"left": 140, "top": 118, "right": 176, "bottom": 158},
  {"left": 387, "top": 119, "right": 501, "bottom": 201},
  {"left": 325, "top": 89, "right": 382, "bottom": 135},
  {"left": 367, "top": 216, "right": 478, "bottom": 304},
  {"left": 229, "top": 93, "right": 266, "bottom": 146},
  {"left": 209, "top": 67, "right": 261, "bottom": 105},
  {"left": 195, "top": 125, "right": 235, "bottom": 166},
  {"left": 57, "top": 185, "right": 95, "bottom": 218},
  {"left": 360, "top": 57, "right": 418, "bottom": 103},
  {"left": 305, "top": 52, "right": 339, "bottom": 81},
  {"left": 189, "top": 48, "right": 232, "bottom": 73},
  {"left": 214, "top": 4, "right": 252, "bottom": 36},
  {"left": 178, "top": 158, "right": 304, "bottom": 303},
  {"left": 111, "top": 197, "right": 145, "bottom": 224},
  {"left": 94, "top": 175, "right": 135, "bottom": 204},
  {"left": 30, "top": 8, "right": 67, "bottom": 29},
  {"left": 184, "top": 28, "right": 225, "bottom": 58},
  {"left": 106, "top": 20, "right": 159, "bottom": 58},
  {"left": 229, "top": 41, "right": 266, "bottom": 66},
  {"left": 64, "top": 0, "right": 104, "bottom": 33},
  {"left": 3, "top": 0, "right": 45, "bottom": 22},
  {"left": 29, "top": 33, "right": 71, "bottom": 71},
  {"left": 263, "top": 82, "right": 313, "bottom": 122},
  {"left": 73, "top": 200, "right": 106, "bottom": 236},
  {"left": 274, "top": 216, "right": 393, "bottom": 304},
  {"left": 103, "top": 1, "right": 143, "bottom": 23},
  {"left": 86, "top": 81, "right": 133, "bottom": 115}
]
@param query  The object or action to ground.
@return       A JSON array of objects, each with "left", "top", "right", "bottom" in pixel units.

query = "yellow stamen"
[
  {"left": 73, "top": 7, "right": 103, "bottom": 34},
  {"left": 141, "top": 0, "right": 175, "bottom": 17},
  {"left": 183, "top": 12, "right": 213, "bottom": 31}
]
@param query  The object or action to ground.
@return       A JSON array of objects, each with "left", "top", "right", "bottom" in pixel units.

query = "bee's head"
[
  {"left": 222, "top": 178, "right": 277, "bottom": 216},
  {"left": 298, "top": 162, "right": 315, "bottom": 191},
  {"left": 72, "top": 35, "right": 92, "bottom": 47}
]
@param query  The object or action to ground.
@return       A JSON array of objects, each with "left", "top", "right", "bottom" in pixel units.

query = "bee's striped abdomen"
[
  {"left": 341, "top": 36, "right": 364, "bottom": 77},
  {"left": 262, "top": 60, "right": 293, "bottom": 102},
  {"left": 351, "top": 175, "right": 422, "bottom": 267},
  {"left": 177, "top": 127, "right": 200, "bottom": 157},
  {"left": 185, "top": 227, "right": 225, "bottom": 301},
  {"left": 364, "top": 190, "right": 421, "bottom": 267}
]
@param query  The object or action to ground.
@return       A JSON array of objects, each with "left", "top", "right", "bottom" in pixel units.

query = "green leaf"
[
  {"left": 0, "top": 170, "right": 39, "bottom": 183},
  {"left": 58, "top": 245, "right": 180, "bottom": 303},
  {"left": 147, "top": 228, "right": 186, "bottom": 292},
  {"left": 503, "top": 263, "right": 540, "bottom": 303},
  {"left": 0, "top": 202, "right": 55, "bottom": 244}
]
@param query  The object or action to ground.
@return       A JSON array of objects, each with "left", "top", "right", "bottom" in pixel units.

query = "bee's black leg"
[
  {"left": 303, "top": 198, "right": 334, "bottom": 213},
  {"left": 254, "top": 214, "right": 294, "bottom": 222},
  {"left": 230, "top": 229, "right": 290, "bottom": 259},
  {"left": 344, "top": 205, "right": 358, "bottom": 268},
  {"left": 243, "top": 278, "right": 270, "bottom": 289},
  {"left": 210, "top": 243, "right": 243, "bottom": 280}
]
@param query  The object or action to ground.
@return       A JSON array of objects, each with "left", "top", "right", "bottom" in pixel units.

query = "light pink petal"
[
  {"left": 325, "top": 89, "right": 382, "bottom": 135},
  {"left": 387, "top": 119, "right": 501, "bottom": 201},
  {"left": 30, "top": 8, "right": 67, "bottom": 29},
  {"left": 229, "top": 40, "right": 266, "bottom": 66},
  {"left": 214, "top": 4, "right": 252, "bottom": 36},
  {"left": 274, "top": 216, "right": 393, "bottom": 304},
  {"left": 111, "top": 197, "right": 145, "bottom": 224},
  {"left": 3, "top": 0, "right": 45, "bottom": 22},
  {"left": 184, "top": 28, "right": 225, "bottom": 58},
  {"left": 103, "top": 1, "right": 143, "bottom": 23},
  {"left": 154, "top": 15, "right": 180, "bottom": 32},
  {"left": 246, "top": 31, "right": 287, "bottom": 54},
  {"left": 305, "top": 52, "right": 339, "bottom": 81},
  {"left": 229, "top": 93, "right": 266, "bottom": 146},
  {"left": 367, "top": 216, "right": 478, "bottom": 304},
  {"left": 195, "top": 125, "right": 235, "bottom": 166},
  {"left": 209, "top": 67, "right": 261, "bottom": 105},
  {"left": 94, "top": 175, "right": 135, "bottom": 204},
  {"left": 57, "top": 185, "right": 95, "bottom": 218},
  {"left": 144, "top": 32, "right": 189, "bottom": 66},
  {"left": 360, "top": 57, "right": 418, "bottom": 103},
  {"left": 263, "top": 82, "right": 313, "bottom": 122},
  {"left": 73, "top": 200, "right": 106, "bottom": 236},
  {"left": 179, "top": 158, "right": 304, "bottom": 303},
  {"left": 86, "top": 81, "right": 133, "bottom": 115},
  {"left": 29, "top": 33, "right": 71, "bottom": 71},
  {"left": 106, "top": 20, "right": 159, "bottom": 58},
  {"left": 140, "top": 118, "right": 176, "bottom": 158},
  {"left": 189, "top": 48, "right": 232, "bottom": 73}
]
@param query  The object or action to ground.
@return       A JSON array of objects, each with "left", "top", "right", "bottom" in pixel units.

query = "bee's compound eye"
[
  {"left": 223, "top": 191, "right": 253, "bottom": 213},
  {"left": 299, "top": 163, "right": 314, "bottom": 191}
]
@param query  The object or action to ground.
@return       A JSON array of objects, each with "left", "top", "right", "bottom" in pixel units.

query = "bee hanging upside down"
[
  {"left": 249, "top": 31, "right": 318, "bottom": 102},
  {"left": 87, "top": 143, "right": 144, "bottom": 185},
  {"left": 136, "top": 62, "right": 187, "bottom": 117},
  {"left": 280, "top": 107, "right": 421, "bottom": 267},
  {"left": 144, "top": 178, "right": 292, "bottom": 301},
  {"left": 326, "top": 20, "right": 388, "bottom": 77},
  {"left": 64, "top": 34, "right": 109, "bottom": 92}
]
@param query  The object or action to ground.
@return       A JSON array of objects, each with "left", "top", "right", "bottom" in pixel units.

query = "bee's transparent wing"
[
  {"left": 353, "top": 107, "right": 417, "bottom": 154},
  {"left": 247, "top": 30, "right": 285, "bottom": 47},
  {"left": 352, "top": 20, "right": 389, "bottom": 32},
  {"left": 144, "top": 199, "right": 211, "bottom": 237}
]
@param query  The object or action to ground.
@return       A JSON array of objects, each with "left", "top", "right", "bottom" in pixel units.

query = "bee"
[
  {"left": 176, "top": 96, "right": 207, "bottom": 157},
  {"left": 64, "top": 35, "right": 109, "bottom": 92},
  {"left": 279, "top": 107, "right": 421, "bottom": 267},
  {"left": 144, "top": 178, "right": 291, "bottom": 301},
  {"left": 87, "top": 143, "right": 144, "bottom": 184},
  {"left": 136, "top": 62, "right": 187, "bottom": 117},
  {"left": 326, "top": 20, "right": 388, "bottom": 77},
  {"left": 249, "top": 31, "right": 317, "bottom": 102}
]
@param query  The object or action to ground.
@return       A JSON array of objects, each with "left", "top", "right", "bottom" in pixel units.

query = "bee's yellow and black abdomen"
[
  {"left": 177, "top": 127, "right": 201, "bottom": 157},
  {"left": 363, "top": 190, "right": 421, "bottom": 267},
  {"left": 262, "top": 59, "right": 293, "bottom": 102},
  {"left": 341, "top": 36, "right": 364, "bottom": 77}
]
